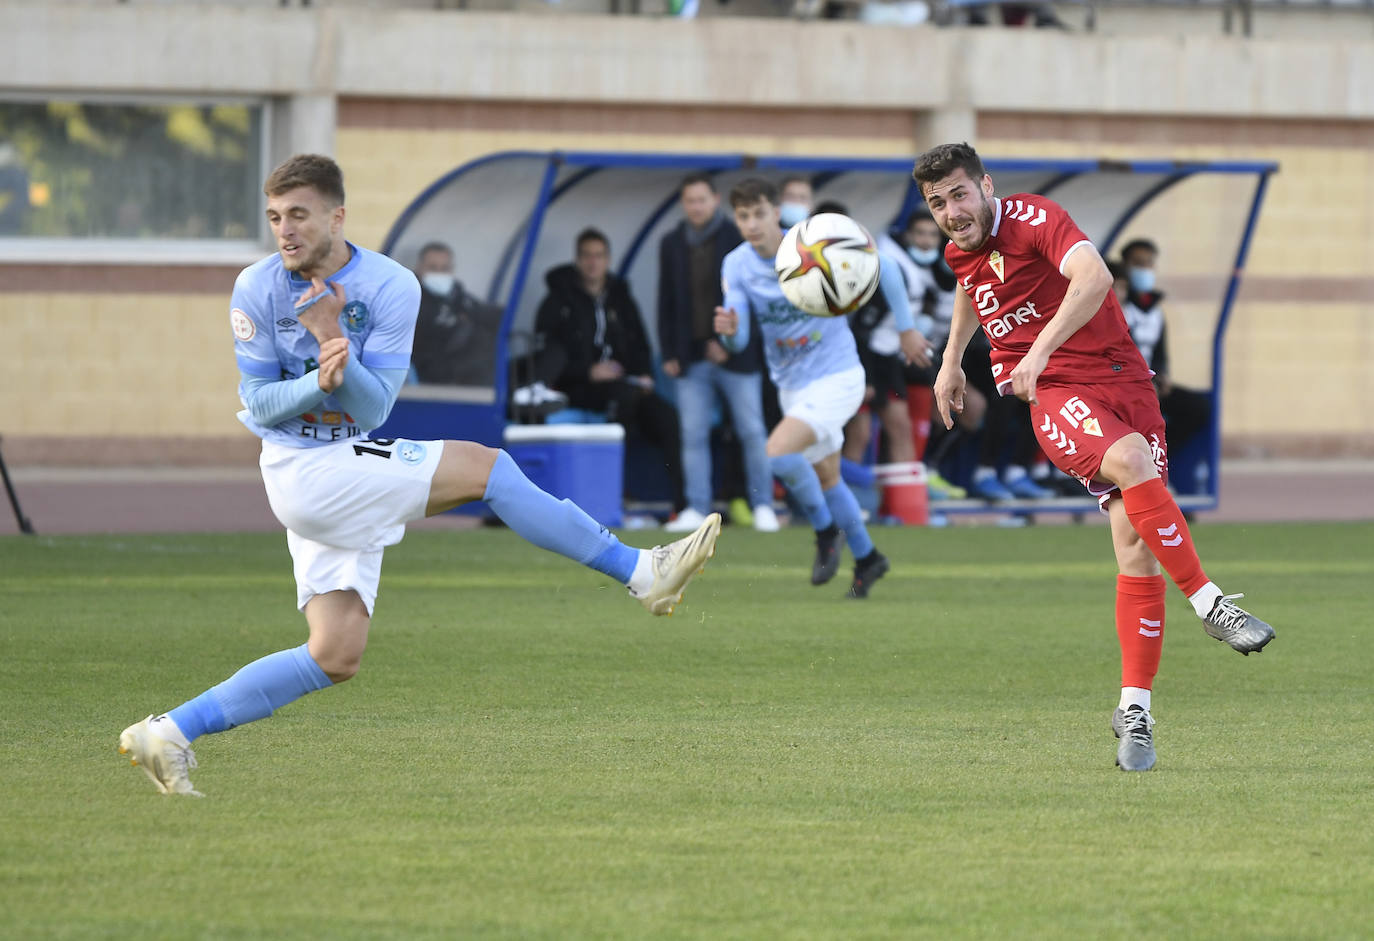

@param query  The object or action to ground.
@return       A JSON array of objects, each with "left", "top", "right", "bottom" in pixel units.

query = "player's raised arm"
[
  {"left": 329, "top": 271, "right": 419, "bottom": 429},
  {"left": 1009, "top": 242, "right": 1114, "bottom": 405}
]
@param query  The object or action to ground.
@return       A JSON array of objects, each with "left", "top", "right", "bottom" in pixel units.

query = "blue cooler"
[{"left": 503, "top": 423, "right": 625, "bottom": 528}]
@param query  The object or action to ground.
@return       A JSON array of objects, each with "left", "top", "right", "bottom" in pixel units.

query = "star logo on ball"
[{"left": 781, "top": 235, "right": 848, "bottom": 296}]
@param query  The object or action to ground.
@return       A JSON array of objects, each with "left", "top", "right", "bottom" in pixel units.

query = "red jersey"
[{"left": 944, "top": 194, "right": 1151, "bottom": 395}]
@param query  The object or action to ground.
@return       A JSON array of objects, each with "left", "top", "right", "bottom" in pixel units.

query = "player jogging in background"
[
  {"left": 714, "top": 178, "right": 923, "bottom": 598},
  {"left": 916, "top": 143, "right": 1274, "bottom": 772},
  {"left": 118, "top": 154, "right": 720, "bottom": 796}
]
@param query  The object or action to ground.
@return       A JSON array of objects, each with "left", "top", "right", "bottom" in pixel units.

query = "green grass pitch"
[{"left": 1, "top": 521, "right": 1371, "bottom": 939}]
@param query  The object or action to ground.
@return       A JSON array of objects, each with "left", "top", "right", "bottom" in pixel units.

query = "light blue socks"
[
  {"left": 484, "top": 449, "right": 638, "bottom": 584},
  {"left": 824, "top": 483, "right": 875, "bottom": 560},
  {"left": 167, "top": 643, "right": 332, "bottom": 742},
  {"left": 166, "top": 450, "right": 641, "bottom": 745},
  {"left": 770, "top": 453, "right": 833, "bottom": 530}
]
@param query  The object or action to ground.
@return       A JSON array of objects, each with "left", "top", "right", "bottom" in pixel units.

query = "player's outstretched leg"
[
  {"left": 821, "top": 482, "right": 888, "bottom": 599},
  {"left": 768, "top": 453, "right": 838, "bottom": 584},
  {"left": 1119, "top": 476, "right": 1275, "bottom": 655},
  {"left": 482, "top": 449, "right": 719, "bottom": 616},
  {"left": 119, "top": 642, "right": 335, "bottom": 795}
]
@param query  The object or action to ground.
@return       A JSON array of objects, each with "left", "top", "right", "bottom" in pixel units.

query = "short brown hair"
[
  {"left": 263, "top": 154, "right": 345, "bottom": 205},
  {"left": 911, "top": 143, "right": 986, "bottom": 192},
  {"left": 728, "top": 177, "right": 778, "bottom": 209},
  {"left": 679, "top": 172, "right": 716, "bottom": 194},
  {"left": 575, "top": 227, "right": 609, "bottom": 253}
]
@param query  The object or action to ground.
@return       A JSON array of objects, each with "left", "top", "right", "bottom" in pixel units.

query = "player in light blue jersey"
[
  {"left": 118, "top": 155, "right": 720, "bottom": 796},
  {"left": 713, "top": 178, "right": 924, "bottom": 599}
]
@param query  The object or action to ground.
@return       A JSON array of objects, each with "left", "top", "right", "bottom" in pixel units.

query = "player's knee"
[
  {"left": 1102, "top": 434, "right": 1158, "bottom": 486},
  {"left": 312, "top": 645, "right": 363, "bottom": 683},
  {"left": 307, "top": 623, "right": 368, "bottom": 683}
]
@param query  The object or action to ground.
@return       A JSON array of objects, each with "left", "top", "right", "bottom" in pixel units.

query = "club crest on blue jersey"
[
  {"left": 342, "top": 300, "right": 370, "bottom": 333},
  {"left": 397, "top": 441, "right": 427, "bottom": 466}
]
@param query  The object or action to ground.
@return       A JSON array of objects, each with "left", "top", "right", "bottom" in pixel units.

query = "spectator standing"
[{"left": 658, "top": 174, "right": 778, "bottom": 533}]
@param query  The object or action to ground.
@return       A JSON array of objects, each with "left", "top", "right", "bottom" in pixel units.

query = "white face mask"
[
  {"left": 421, "top": 272, "right": 455, "bottom": 297},
  {"left": 778, "top": 202, "right": 810, "bottom": 228},
  {"left": 907, "top": 245, "right": 940, "bottom": 266}
]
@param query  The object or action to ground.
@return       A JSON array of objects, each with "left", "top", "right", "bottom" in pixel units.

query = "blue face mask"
[
  {"left": 907, "top": 245, "right": 940, "bottom": 266},
  {"left": 1128, "top": 266, "right": 1156, "bottom": 294},
  {"left": 778, "top": 202, "right": 810, "bottom": 228}
]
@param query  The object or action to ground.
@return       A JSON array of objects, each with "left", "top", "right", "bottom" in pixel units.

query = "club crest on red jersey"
[{"left": 988, "top": 250, "right": 1005, "bottom": 282}]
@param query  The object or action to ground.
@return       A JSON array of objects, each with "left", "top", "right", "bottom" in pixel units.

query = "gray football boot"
[
  {"left": 1111, "top": 705, "right": 1157, "bottom": 772},
  {"left": 1202, "top": 593, "right": 1275, "bottom": 655}
]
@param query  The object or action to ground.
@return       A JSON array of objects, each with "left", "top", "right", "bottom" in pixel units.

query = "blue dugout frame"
[{"left": 378, "top": 150, "right": 1277, "bottom": 515}]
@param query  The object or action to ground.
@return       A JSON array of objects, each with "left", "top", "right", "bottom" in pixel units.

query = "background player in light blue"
[
  {"left": 118, "top": 154, "right": 721, "bottom": 796},
  {"left": 713, "top": 178, "right": 921, "bottom": 598}
]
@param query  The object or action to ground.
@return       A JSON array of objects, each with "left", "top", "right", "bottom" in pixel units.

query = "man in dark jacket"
[
  {"left": 535, "top": 228, "right": 687, "bottom": 517},
  {"left": 658, "top": 174, "right": 776, "bottom": 533}
]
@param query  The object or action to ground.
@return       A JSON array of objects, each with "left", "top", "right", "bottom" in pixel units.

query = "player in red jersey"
[{"left": 915, "top": 142, "right": 1274, "bottom": 772}]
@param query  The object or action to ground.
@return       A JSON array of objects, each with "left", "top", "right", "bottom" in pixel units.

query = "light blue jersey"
[
  {"left": 231, "top": 243, "right": 420, "bottom": 448},
  {"left": 719, "top": 241, "right": 860, "bottom": 391}
]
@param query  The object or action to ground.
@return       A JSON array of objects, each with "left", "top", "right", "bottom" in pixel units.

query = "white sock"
[
  {"left": 150, "top": 714, "right": 190, "bottom": 748},
  {"left": 628, "top": 550, "right": 654, "bottom": 596},
  {"left": 1003, "top": 465, "right": 1029, "bottom": 483},
  {"left": 973, "top": 465, "right": 997, "bottom": 483},
  {"left": 1188, "top": 582, "right": 1223, "bottom": 618},
  {"left": 1119, "top": 687, "right": 1151, "bottom": 712}
]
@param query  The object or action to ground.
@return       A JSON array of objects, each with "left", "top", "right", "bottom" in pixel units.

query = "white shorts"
[
  {"left": 259, "top": 437, "right": 444, "bottom": 614},
  {"left": 778, "top": 365, "right": 866, "bottom": 464}
]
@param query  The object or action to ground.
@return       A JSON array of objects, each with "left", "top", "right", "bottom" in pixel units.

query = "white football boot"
[
  {"left": 118, "top": 715, "right": 203, "bottom": 797},
  {"left": 632, "top": 512, "right": 721, "bottom": 615}
]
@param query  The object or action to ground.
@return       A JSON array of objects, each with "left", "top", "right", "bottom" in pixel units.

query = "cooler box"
[{"left": 503, "top": 423, "right": 625, "bottom": 528}]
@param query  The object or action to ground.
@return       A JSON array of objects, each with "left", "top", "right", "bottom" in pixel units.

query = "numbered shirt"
[
  {"left": 230, "top": 243, "right": 420, "bottom": 448},
  {"left": 720, "top": 241, "right": 859, "bottom": 391},
  {"left": 943, "top": 195, "right": 1151, "bottom": 395}
]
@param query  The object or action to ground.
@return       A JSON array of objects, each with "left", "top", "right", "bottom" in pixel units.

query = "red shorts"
[{"left": 1029, "top": 379, "right": 1168, "bottom": 502}]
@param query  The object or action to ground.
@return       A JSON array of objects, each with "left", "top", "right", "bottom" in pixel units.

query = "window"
[{"left": 0, "top": 97, "right": 268, "bottom": 259}]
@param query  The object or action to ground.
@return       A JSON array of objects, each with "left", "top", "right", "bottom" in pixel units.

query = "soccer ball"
[{"left": 775, "top": 213, "right": 882, "bottom": 317}]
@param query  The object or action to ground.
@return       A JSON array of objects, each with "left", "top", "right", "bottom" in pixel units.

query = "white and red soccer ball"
[{"left": 775, "top": 212, "right": 882, "bottom": 317}]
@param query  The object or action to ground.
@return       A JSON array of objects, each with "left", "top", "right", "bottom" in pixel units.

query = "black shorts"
[{"left": 860, "top": 349, "right": 908, "bottom": 404}]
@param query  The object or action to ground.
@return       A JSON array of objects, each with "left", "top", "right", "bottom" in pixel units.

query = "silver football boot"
[
  {"left": 1112, "top": 705, "right": 1156, "bottom": 772},
  {"left": 1202, "top": 593, "right": 1275, "bottom": 655}
]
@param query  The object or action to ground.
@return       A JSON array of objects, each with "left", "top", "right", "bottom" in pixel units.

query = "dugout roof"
[{"left": 379, "top": 150, "right": 1276, "bottom": 460}]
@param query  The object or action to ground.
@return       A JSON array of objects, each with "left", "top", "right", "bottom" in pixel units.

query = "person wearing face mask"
[
  {"left": 410, "top": 242, "right": 504, "bottom": 388},
  {"left": 777, "top": 175, "right": 814, "bottom": 231},
  {"left": 880, "top": 210, "right": 984, "bottom": 500},
  {"left": 1111, "top": 249, "right": 1212, "bottom": 471}
]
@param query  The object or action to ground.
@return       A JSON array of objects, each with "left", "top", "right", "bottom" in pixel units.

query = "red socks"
[
  {"left": 1121, "top": 478, "right": 1210, "bottom": 597},
  {"left": 1117, "top": 574, "right": 1166, "bottom": 689}
]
